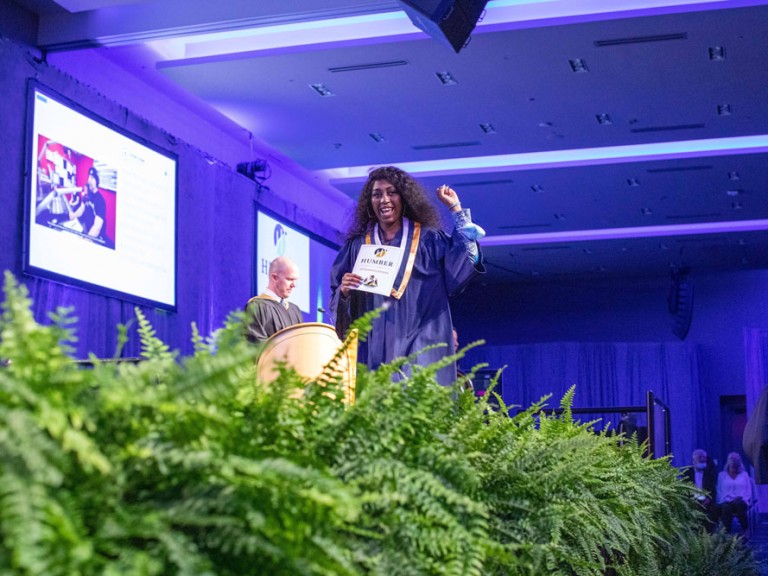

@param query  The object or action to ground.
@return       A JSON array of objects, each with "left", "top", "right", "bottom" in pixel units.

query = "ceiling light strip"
[
  {"left": 320, "top": 134, "right": 768, "bottom": 181},
  {"left": 481, "top": 219, "right": 768, "bottom": 246},
  {"left": 147, "top": 0, "right": 764, "bottom": 61}
]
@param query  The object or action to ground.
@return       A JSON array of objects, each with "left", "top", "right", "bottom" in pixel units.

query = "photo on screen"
[
  {"left": 35, "top": 135, "right": 116, "bottom": 250},
  {"left": 24, "top": 80, "right": 178, "bottom": 310}
]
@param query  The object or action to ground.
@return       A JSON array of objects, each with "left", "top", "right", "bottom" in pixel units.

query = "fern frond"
[{"left": 134, "top": 307, "right": 175, "bottom": 362}]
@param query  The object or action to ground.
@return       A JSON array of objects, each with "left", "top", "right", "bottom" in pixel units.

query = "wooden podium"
[{"left": 256, "top": 322, "right": 357, "bottom": 404}]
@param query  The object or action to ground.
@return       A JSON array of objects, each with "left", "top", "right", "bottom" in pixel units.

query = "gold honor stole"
[{"left": 366, "top": 217, "right": 421, "bottom": 300}]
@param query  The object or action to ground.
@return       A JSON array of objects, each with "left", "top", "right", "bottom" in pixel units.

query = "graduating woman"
[{"left": 330, "top": 166, "right": 484, "bottom": 386}]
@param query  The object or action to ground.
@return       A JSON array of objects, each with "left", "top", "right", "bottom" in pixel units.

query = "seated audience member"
[
  {"left": 243, "top": 257, "right": 303, "bottom": 344},
  {"left": 717, "top": 452, "right": 755, "bottom": 537},
  {"left": 683, "top": 448, "right": 719, "bottom": 531}
]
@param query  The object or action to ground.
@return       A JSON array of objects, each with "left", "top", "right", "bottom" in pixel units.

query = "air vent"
[
  {"left": 666, "top": 213, "right": 722, "bottom": 220},
  {"left": 411, "top": 141, "right": 480, "bottom": 150},
  {"left": 594, "top": 32, "right": 687, "bottom": 47},
  {"left": 631, "top": 124, "right": 705, "bottom": 133},
  {"left": 452, "top": 179, "right": 513, "bottom": 187},
  {"left": 647, "top": 165, "right": 713, "bottom": 173},
  {"left": 328, "top": 60, "right": 408, "bottom": 72}
]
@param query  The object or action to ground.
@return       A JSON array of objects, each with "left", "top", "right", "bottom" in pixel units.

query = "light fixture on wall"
[
  {"left": 237, "top": 159, "right": 268, "bottom": 178},
  {"left": 237, "top": 159, "right": 271, "bottom": 193}
]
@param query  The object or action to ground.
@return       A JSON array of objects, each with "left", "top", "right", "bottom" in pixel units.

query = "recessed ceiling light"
[
  {"left": 554, "top": 213, "right": 566, "bottom": 220},
  {"left": 436, "top": 71, "right": 458, "bottom": 85},
  {"left": 369, "top": 132, "right": 386, "bottom": 143},
  {"left": 725, "top": 189, "right": 741, "bottom": 197},
  {"left": 479, "top": 123, "right": 497, "bottom": 134},
  {"left": 596, "top": 113, "right": 613, "bottom": 125},
  {"left": 569, "top": 58, "right": 589, "bottom": 73},
  {"left": 708, "top": 46, "right": 726, "bottom": 61},
  {"left": 717, "top": 103, "right": 732, "bottom": 116},
  {"left": 728, "top": 171, "right": 740, "bottom": 180},
  {"left": 309, "top": 83, "right": 334, "bottom": 97},
  {"left": 531, "top": 184, "right": 544, "bottom": 193},
  {"left": 732, "top": 201, "right": 743, "bottom": 209},
  {"left": 627, "top": 178, "right": 641, "bottom": 187},
  {"left": 641, "top": 207, "right": 653, "bottom": 215}
]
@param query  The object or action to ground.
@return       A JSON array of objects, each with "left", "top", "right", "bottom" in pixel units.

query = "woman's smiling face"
[{"left": 370, "top": 179, "right": 402, "bottom": 228}]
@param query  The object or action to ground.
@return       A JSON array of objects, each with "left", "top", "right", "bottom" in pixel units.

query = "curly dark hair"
[{"left": 346, "top": 166, "right": 442, "bottom": 239}]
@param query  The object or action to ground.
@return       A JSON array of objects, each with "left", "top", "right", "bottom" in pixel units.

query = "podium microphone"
[{"left": 318, "top": 307, "right": 332, "bottom": 324}]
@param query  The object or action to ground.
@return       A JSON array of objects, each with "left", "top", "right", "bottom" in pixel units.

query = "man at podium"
[{"left": 244, "top": 256, "right": 303, "bottom": 344}]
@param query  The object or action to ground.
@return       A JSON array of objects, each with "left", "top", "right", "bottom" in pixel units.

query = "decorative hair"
[
  {"left": 346, "top": 166, "right": 442, "bottom": 239},
  {"left": 88, "top": 166, "right": 100, "bottom": 187}
]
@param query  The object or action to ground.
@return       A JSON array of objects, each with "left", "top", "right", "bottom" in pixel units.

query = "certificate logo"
[{"left": 374, "top": 248, "right": 387, "bottom": 258}]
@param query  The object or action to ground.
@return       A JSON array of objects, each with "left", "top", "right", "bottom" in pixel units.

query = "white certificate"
[{"left": 351, "top": 244, "right": 402, "bottom": 296}]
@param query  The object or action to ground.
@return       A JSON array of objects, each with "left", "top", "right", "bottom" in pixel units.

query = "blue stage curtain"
[
  {"left": 464, "top": 342, "right": 701, "bottom": 468},
  {"left": 745, "top": 328, "right": 768, "bottom": 417}
]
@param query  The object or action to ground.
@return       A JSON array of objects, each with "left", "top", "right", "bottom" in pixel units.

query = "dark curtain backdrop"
[{"left": 463, "top": 342, "right": 702, "bottom": 468}]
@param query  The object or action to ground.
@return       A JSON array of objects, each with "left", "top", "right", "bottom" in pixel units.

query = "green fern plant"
[{"left": 0, "top": 271, "right": 762, "bottom": 575}]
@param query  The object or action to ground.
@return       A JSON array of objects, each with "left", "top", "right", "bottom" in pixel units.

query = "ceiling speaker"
[
  {"left": 668, "top": 269, "right": 694, "bottom": 340},
  {"left": 398, "top": 0, "right": 489, "bottom": 53}
]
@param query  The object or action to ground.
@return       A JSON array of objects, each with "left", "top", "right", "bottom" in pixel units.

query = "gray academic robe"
[{"left": 244, "top": 295, "right": 303, "bottom": 344}]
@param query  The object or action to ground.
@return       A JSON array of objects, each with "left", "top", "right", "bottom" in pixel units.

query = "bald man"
[{"left": 244, "top": 256, "right": 303, "bottom": 344}]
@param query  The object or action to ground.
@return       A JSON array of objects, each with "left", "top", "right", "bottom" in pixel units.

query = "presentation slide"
[
  {"left": 25, "top": 82, "right": 177, "bottom": 310},
  {"left": 255, "top": 209, "right": 338, "bottom": 322}
]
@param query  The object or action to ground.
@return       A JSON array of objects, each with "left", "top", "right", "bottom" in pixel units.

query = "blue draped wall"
[{"left": 463, "top": 342, "right": 703, "bottom": 468}]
